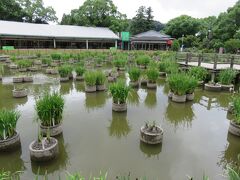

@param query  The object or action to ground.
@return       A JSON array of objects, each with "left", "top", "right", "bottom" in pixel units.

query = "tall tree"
[
  {"left": 164, "top": 15, "right": 201, "bottom": 38},
  {"left": 61, "top": 0, "right": 128, "bottom": 32},
  {"left": 0, "top": 0, "right": 26, "bottom": 21},
  {"left": 130, "top": 6, "right": 155, "bottom": 35},
  {"left": 17, "top": 0, "right": 58, "bottom": 24}
]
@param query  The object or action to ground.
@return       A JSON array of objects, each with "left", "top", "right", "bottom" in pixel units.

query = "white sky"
[{"left": 43, "top": 0, "right": 238, "bottom": 23}]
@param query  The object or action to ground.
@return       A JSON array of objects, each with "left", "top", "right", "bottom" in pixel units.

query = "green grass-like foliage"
[
  {"left": 16, "top": 59, "right": 33, "bottom": 68},
  {"left": 51, "top": 53, "right": 62, "bottom": 60},
  {"left": 168, "top": 73, "right": 197, "bottom": 95},
  {"left": 146, "top": 68, "right": 159, "bottom": 83},
  {"left": 42, "top": 58, "right": 52, "bottom": 65},
  {"left": 128, "top": 67, "right": 141, "bottom": 82},
  {"left": 0, "top": 109, "right": 20, "bottom": 140},
  {"left": 96, "top": 71, "right": 106, "bottom": 85},
  {"left": 232, "top": 95, "right": 240, "bottom": 124},
  {"left": 113, "top": 59, "right": 127, "bottom": 68},
  {"left": 58, "top": 65, "right": 72, "bottom": 78},
  {"left": 219, "top": 69, "right": 236, "bottom": 85},
  {"left": 188, "top": 67, "right": 208, "bottom": 81},
  {"left": 75, "top": 66, "right": 85, "bottom": 76},
  {"left": 84, "top": 71, "right": 97, "bottom": 86},
  {"left": 136, "top": 55, "right": 151, "bottom": 66},
  {"left": 36, "top": 93, "right": 64, "bottom": 126},
  {"left": 109, "top": 80, "right": 131, "bottom": 104}
]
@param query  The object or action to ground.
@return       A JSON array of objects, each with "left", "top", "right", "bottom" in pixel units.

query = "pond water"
[{"left": 0, "top": 66, "right": 239, "bottom": 180}]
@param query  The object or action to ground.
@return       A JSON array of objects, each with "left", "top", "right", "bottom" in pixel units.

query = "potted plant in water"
[
  {"left": 109, "top": 80, "right": 131, "bottom": 112},
  {"left": 96, "top": 71, "right": 106, "bottom": 91},
  {"left": 229, "top": 95, "right": 240, "bottom": 136},
  {"left": 58, "top": 65, "right": 71, "bottom": 82},
  {"left": 12, "top": 85, "right": 28, "bottom": 98},
  {"left": 140, "top": 121, "right": 163, "bottom": 145},
  {"left": 29, "top": 129, "right": 59, "bottom": 161},
  {"left": 84, "top": 71, "right": 97, "bottom": 92},
  {"left": 188, "top": 66, "right": 208, "bottom": 85},
  {"left": 75, "top": 66, "right": 85, "bottom": 81},
  {"left": 128, "top": 67, "right": 141, "bottom": 88},
  {"left": 0, "top": 109, "right": 21, "bottom": 151},
  {"left": 146, "top": 68, "right": 159, "bottom": 89},
  {"left": 36, "top": 92, "right": 65, "bottom": 136},
  {"left": 218, "top": 69, "right": 236, "bottom": 91},
  {"left": 168, "top": 73, "right": 189, "bottom": 103},
  {"left": 186, "top": 76, "right": 198, "bottom": 101}
]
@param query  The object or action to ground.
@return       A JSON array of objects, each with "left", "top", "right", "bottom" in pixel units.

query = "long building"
[{"left": 0, "top": 21, "right": 119, "bottom": 49}]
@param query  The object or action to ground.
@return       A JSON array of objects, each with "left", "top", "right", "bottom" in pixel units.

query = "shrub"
[
  {"left": 109, "top": 80, "right": 131, "bottom": 104},
  {"left": 51, "top": 53, "right": 61, "bottom": 60},
  {"left": 186, "top": 76, "right": 198, "bottom": 94},
  {"left": 188, "top": 67, "right": 208, "bottom": 81},
  {"left": 61, "top": 53, "right": 71, "bottom": 61},
  {"left": 75, "top": 66, "right": 85, "bottom": 76},
  {"left": 58, "top": 65, "right": 72, "bottom": 78},
  {"left": 0, "top": 109, "right": 20, "bottom": 140},
  {"left": 168, "top": 73, "right": 190, "bottom": 95},
  {"left": 42, "top": 58, "right": 52, "bottom": 65},
  {"left": 219, "top": 69, "right": 236, "bottom": 85},
  {"left": 128, "top": 67, "right": 141, "bottom": 82},
  {"left": 36, "top": 92, "right": 64, "bottom": 126},
  {"left": 113, "top": 59, "right": 127, "bottom": 68},
  {"left": 84, "top": 71, "right": 97, "bottom": 86},
  {"left": 171, "top": 40, "right": 180, "bottom": 51},
  {"left": 165, "top": 62, "right": 179, "bottom": 74},
  {"left": 96, "top": 71, "right": 106, "bottom": 85},
  {"left": 146, "top": 68, "right": 159, "bottom": 83},
  {"left": 225, "top": 39, "right": 240, "bottom": 54},
  {"left": 136, "top": 55, "right": 151, "bottom": 66},
  {"left": 16, "top": 60, "right": 33, "bottom": 68},
  {"left": 232, "top": 96, "right": 240, "bottom": 124}
]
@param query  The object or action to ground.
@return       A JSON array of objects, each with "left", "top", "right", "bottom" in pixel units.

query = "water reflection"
[
  {"left": 108, "top": 112, "right": 131, "bottom": 138},
  {"left": 85, "top": 91, "right": 108, "bottom": 111},
  {"left": 128, "top": 90, "right": 140, "bottom": 106},
  {"left": 139, "top": 141, "right": 162, "bottom": 158},
  {"left": 219, "top": 133, "right": 240, "bottom": 168},
  {"left": 0, "top": 148, "right": 25, "bottom": 173},
  {"left": 144, "top": 89, "right": 157, "bottom": 109},
  {"left": 31, "top": 134, "right": 69, "bottom": 175},
  {"left": 60, "top": 81, "right": 74, "bottom": 95},
  {"left": 75, "top": 82, "right": 85, "bottom": 92},
  {"left": 165, "top": 101, "right": 195, "bottom": 127}
]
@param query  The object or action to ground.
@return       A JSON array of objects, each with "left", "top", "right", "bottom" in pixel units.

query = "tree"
[
  {"left": 164, "top": 15, "right": 201, "bottom": 38},
  {"left": 60, "top": 0, "right": 128, "bottom": 32},
  {"left": 224, "top": 39, "right": 240, "bottom": 53},
  {"left": 17, "top": 0, "right": 58, "bottom": 23},
  {"left": 0, "top": 0, "right": 26, "bottom": 21},
  {"left": 178, "top": 35, "right": 200, "bottom": 48},
  {"left": 153, "top": 21, "right": 165, "bottom": 32},
  {"left": 130, "top": 6, "right": 155, "bottom": 35},
  {"left": 171, "top": 40, "right": 180, "bottom": 51}
]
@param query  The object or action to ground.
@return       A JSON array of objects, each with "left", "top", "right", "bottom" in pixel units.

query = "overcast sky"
[{"left": 43, "top": 0, "right": 238, "bottom": 23}]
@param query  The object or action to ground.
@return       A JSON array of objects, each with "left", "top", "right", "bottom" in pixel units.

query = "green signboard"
[
  {"left": 121, "top": 32, "right": 130, "bottom": 42},
  {"left": 2, "top": 46, "right": 15, "bottom": 50}
]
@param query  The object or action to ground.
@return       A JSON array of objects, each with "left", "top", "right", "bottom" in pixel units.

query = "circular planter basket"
[
  {"left": 172, "top": 94, "right": 187, "bottom": 103},
  {"left": 228, "top": 121, "right": 240, "bottom": 136},
  {"left": 40, "top": 123, "right": 63, "bottom": 137},
  {"left": 46, "top": 69, "right": 52, "bottom": 74},
  {"left": 51, "top": 69, "right": 58, "bottom": 75},
  {"left": 118, "top": 67, "right": 125, "bottom": 71},
  {"left": 186, "top": 93, "right": 194, "bottom": 101},
  {"left": 0, "top": 132, "right": 21, "bottom": 151},
  {"left": 168, "top": 91, "right": 173, "bottom": 99},
  {"left": 13, "top": 77, "right": 24, "bottom": 83},
  {"left": 42, "top": 64, "right": 48, "bottom": 68},
  {"left": 29, "top": 67, "right": 38, "bottom": 72},
  {"left": 12, "top": 89, "right": 28, "bottom": 98},
  {"left": 204, "top": 83, "right": 221, "bottom": 92},
  {"left": 76, "top": 76, "right": 84, "bottom": 81},
  {"left": 29, "top": 137, "right": 59, "bottom": 162},
  {"left": 9, "top": 64, "right": 18, "bottom": 69},
  {"left": 108, "top": 76, "right": 116, "bottom": 82},
  {"left": 34, "top": 60, "right": 42, "bottom": 65},
  {"left": 85, "top": 85, "right": 96, "bottom": 93},
  {"left": 112, "top": 102, "right": 127, "bottom": 112},
  {"left": 147, "top": 81, "right": 157, "bottom": 89},
  {"left": 228, "top": 103, "right": 234, "bottom": 114},
  {"left": 220, "top": 84, "right": 234, "bottom": 92},
  {"left": 129, "top": 81, "right": 139, "bottom": 88},
  {"left": 198, "top": 81, "right": 204, "bottom": 86},
  {"left": 96, "top": 84, "right": 106, "bottom": 91},
  {"left": 141, "top": 79, "right": 148, "bottom": 86},
  {"left": 96, "top": 64, "right": 103, "bottom": 67},
  {"left": 23, "top": 76, "right": 33, "bottom": 82},
  {"left": 19, "top": 68, "right": 27, "bottom": 72},
  {"left": 140, "top": 125, "right": 163, "bottom": 145},
  {"left": 60, "top": 77, "right": 69, "bottom": 82}
]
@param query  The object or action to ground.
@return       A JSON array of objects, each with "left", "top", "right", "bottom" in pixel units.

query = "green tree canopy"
[
  {"left": 225, "top": 39, "right": 240, "bottom": 53},
  {"left": 60, "top": 0, "right": 128, "bottom": 32},
  {"left": 164, "top": 15, "right": 201, "bottom": 38}
]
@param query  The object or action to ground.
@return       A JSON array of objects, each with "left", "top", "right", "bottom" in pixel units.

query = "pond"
[{"left": 0, "top": 65, "right": 239, "bottom": 180}]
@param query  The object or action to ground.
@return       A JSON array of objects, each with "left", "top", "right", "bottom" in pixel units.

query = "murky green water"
[{"left": 0, "top": 65, "right": 239, "bottom": 180}]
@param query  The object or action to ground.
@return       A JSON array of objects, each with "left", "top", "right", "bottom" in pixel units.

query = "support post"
[
  {"left": 198, "top": 53, "right": 202, "bottom": 66},
  {"left": 230, "top": 56, "right": 234, "bottom": 69},
  {"left": 115, "top": 40, "right": 117, "bottom": 49},
  {"left": 211, "top": 54, "right": 218, "bottom": 82},
  {"left": 53, "top": 39, "right": 56, "bottom": 49},
  {"left": 86, "top": 40, "right": 89, "bottom": 49}
]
